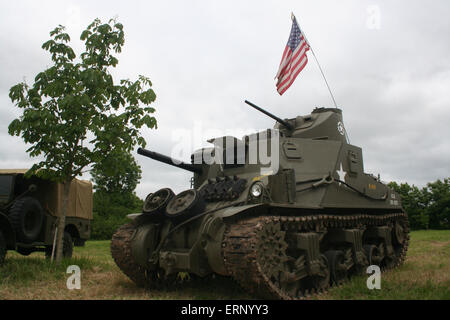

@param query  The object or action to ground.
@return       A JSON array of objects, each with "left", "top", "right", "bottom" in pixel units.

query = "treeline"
[
  {"left": 389, "top": 178, "right": 450, "bottom": 230},
  {"left": 91, "top": 176, "right": 449, "bottom": 240},
  {"left": 91, "top": 191, "right": 144, "bottom": 240},
  {"left": 90, "top": 152, "right": 145, "bottom": 240}
]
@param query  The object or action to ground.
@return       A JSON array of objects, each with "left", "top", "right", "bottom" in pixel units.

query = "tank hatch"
[{"left": 274, "top": 107, "right": 348, "bottom": 142}]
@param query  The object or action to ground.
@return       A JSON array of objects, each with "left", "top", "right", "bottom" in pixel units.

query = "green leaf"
[{"left": 8, "top": 17, "right": 156, "bottom": 195}]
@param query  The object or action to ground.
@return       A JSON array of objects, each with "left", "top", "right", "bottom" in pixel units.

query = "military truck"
[
  {"left": 111, "top": 101, "right": 409, "bottom": 299},
  {"left": 0, "top": 170, "right": 92, "bottom": 264}
]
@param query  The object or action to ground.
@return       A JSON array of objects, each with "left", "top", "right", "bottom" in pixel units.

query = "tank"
[{"left": 111, "top": 100, "right": 409, "bottom": 299}]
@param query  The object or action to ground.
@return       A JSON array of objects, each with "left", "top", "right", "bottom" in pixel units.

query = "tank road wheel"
[
  {"left": 325, "top": 250, "right": 348, "bottom": 285},
  {"left": 364, "top": 244, "right": 383, "bottom": 266},
  {"left": 373, "top": 243, "right": 386, "bottom": 266},
  {"left": 276, "top": 254, "right": 308, "bottom": 298},
  {"left": 307, "top": 255, "right": 330, "bottom": 292}
]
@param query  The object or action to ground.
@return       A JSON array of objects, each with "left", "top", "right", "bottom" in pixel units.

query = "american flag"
[{"left": 275, "top": 17, "right": 310, "bottom": 95}]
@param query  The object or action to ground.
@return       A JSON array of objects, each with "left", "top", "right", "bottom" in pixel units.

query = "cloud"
[{"left": 1, "top": 0, "right": 449, "bottom": 199}]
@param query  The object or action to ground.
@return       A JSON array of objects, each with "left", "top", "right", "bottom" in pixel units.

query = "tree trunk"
[{"left": 55, "top": 179, "right": 71, "bottom": 263}]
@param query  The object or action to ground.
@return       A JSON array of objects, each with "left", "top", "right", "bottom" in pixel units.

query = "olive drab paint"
[
  {"left": 0, "top": 172, "right": 92, "bottom": 261},
  {"left": 111, "top": 102, "right": 410, "bottom": 299}
]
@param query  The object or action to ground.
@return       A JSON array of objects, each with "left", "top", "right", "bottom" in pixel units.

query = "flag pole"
[{"left": 292, "top": 13, "right": 338, "bottom": 109}]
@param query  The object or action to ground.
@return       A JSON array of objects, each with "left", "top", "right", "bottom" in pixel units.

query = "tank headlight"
[{"left": 250, "top": 182, "right": 264, "bottom": 198}]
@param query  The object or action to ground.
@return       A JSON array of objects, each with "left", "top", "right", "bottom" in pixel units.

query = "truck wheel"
[
  {"left": 45, "top": 231, "right": 73, "bottom": 259},
  {"left": 17, "top": 246, "right": 34, "bottom": 256},
  {"left": 0, "top": 230, "right": 6, "bottom": 265},
  {"left": 74, "top": 238, "right": 86, "bottom": 247},
  {"left": 9, "top": 197, "right": 44, "bottom": 243}
]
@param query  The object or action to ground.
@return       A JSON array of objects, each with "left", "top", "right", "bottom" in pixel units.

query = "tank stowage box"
[{"left": 111, "top": 102, "right": 409, "bottom": 299}]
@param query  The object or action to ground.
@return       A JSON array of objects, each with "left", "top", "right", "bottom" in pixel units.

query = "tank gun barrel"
[
  {"left": 245, "top": 100, "right": 294, "bottom": 131},
  {"left": 137, "top": 148, "right": 202, "bottom": 174}
]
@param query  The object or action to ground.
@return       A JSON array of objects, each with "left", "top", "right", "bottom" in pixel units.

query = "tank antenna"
[{"left": 292, "top": 12, "right": 338, "bottom": 109}]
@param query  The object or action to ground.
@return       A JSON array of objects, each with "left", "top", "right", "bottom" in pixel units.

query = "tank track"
[
  {"left": 111, "top": 222, "right": 149, "bottom": 287},
  {"left": 111, "top": 213, "right": 409, "bottom": 299},
  {"left": 111, "top": 222, "right": 179, "bottom": 289},
  {"left": 222, "top": 212, "right": 409, "bottom": 300}
]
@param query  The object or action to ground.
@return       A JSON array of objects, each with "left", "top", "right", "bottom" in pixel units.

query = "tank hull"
[
  {"left": 111, "top": 107, "right": 410, "bottom": 299},
  {"left": 111, "top": 203, "right": 409, "bottom": 299}
]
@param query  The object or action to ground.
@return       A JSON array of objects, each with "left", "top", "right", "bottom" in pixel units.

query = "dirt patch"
[{"left": 430, "top": 241, "right": 450, "bottom": 248}]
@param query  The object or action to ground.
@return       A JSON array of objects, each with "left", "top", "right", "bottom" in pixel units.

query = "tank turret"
[{"left": 246, "top": 100, "right": 347, "bottom": 142}]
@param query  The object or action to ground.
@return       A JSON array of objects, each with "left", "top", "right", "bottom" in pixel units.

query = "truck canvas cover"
[
  {"left": 44, "top": 179, "right": 93, "bottom": 220},
  {"left": 0, "top": 169, "right": 92, "bottom": 220}
]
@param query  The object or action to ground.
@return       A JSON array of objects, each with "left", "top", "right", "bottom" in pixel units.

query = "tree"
[
  {"left": 8, "top": 18, "right": 157, "bottom": 262},
  {"left": 388, "top": 181, "right": 429, "bottom": 230},
  {"left": 90, "top": 153, "right": 144, "bottom": 240},
  {"left": 92, "top": 150, "right": 142, "bottom": 202},
  {"left": 389, "top": 178, "right": 450, "bottom": 230},
  {"left": 424, "top": 178, "right": 450, "bottom": 229},
  {"left": 91, "top": 150, "right": 144, "bottom": 237}
]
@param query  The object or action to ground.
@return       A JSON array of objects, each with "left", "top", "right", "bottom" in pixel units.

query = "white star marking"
[
  {"left": 337, "top": 122, "right": 345, "bottom": 136},
  {"left": 336, "top": 163, "right": 346, "bottom": 185}
]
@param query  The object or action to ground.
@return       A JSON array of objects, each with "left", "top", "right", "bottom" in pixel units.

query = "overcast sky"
[{"left": 1, "top": 0, "right": 449, "bottom": 199}]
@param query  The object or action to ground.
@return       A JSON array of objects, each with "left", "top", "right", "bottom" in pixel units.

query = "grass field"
[{"left": 0, "top": 230, "right": 449, "bottom": 300}]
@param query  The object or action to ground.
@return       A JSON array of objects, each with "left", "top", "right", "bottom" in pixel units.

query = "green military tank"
[{"left": 111, "top": 100, "right": 409, "bottom": 299}]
